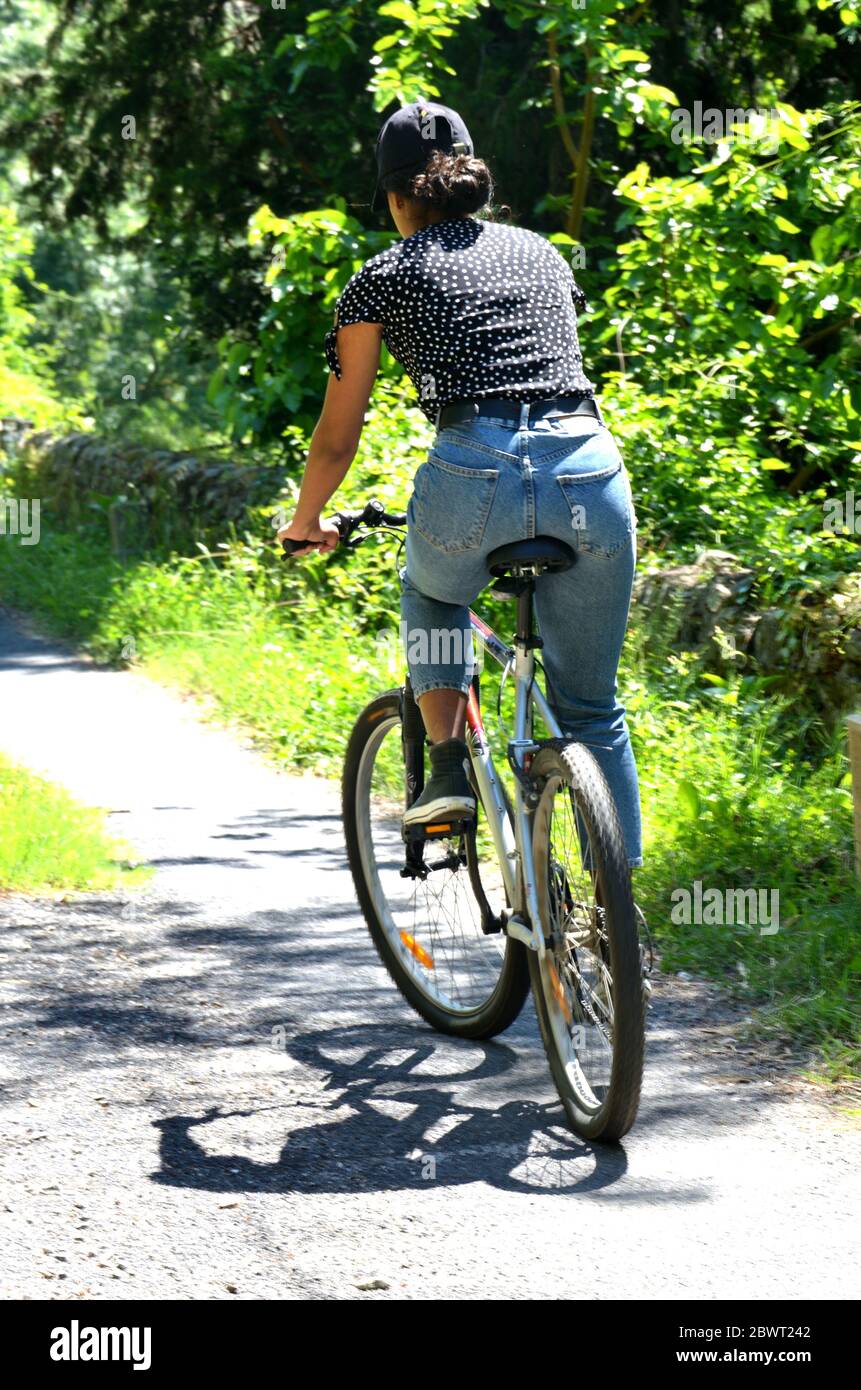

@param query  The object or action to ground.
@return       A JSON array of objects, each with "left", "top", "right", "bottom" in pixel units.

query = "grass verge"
[{"left": 0, "top": 753, "right": 149, "bottom": 895}]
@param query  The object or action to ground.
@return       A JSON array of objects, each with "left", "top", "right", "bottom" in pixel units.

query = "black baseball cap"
[{"left": 370, "top": 100, "right": 474, "bottom": 213}]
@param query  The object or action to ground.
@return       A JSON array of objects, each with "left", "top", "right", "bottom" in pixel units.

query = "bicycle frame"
[{"left": 465, "top": 607, "right": 563, "bottom": 960}]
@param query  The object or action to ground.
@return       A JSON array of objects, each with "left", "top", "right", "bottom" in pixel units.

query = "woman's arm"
[{"left": 277, "top": 321, "right": 384, "bottom": 555}]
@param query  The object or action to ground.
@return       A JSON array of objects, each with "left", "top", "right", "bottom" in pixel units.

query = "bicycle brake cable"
[{"left": 342, "top": 526, "right": 406, "bottom": 553}]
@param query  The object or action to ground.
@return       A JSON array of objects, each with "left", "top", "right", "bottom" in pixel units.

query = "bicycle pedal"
[{"left": 402, "top": 817, "right": 474, "bottom": 844}]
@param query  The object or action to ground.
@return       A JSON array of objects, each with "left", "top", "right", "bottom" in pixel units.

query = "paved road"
[{"left": 0, "top": 607, "right": 857, "bottom": 1300}]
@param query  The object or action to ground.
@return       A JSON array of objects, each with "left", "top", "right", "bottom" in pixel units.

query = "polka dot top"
[{"left": 324, "top": 215, "right": 595, "bottom": 422}]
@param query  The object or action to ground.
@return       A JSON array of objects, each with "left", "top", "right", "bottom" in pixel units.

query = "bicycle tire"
[{"left": 528, "top": 740, "right": 645, "bottom": 1141}]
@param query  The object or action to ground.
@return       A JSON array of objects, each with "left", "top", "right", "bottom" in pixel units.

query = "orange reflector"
[
  {"left": 425, "top": 823, "right": 452, "bottom": 833},
  {"left": 547, "top": 960, "right": 573, "bottom": 1025},
  {"left": 400, "top": 931, "right": 435, "bottom": 970}
]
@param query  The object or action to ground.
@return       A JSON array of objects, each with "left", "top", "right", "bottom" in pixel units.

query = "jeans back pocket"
[
  {"left": 555, "top": 454, "right": 634, "bottom": 558},
  {"left": 410, "top": 453, "right": 499, "bottom": 554}
]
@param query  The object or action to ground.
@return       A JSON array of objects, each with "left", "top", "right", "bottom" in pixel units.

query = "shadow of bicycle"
[{"left": 151, "top": 1021, "right": 634, "bottom": 1196}]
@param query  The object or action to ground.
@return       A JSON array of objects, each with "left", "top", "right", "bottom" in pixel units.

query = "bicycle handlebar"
[{"left": 280, "top": 498, "right": 407, "bottom": 557}]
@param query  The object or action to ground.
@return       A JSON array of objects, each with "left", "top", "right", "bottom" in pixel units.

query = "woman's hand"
[{"left": 276, "top": 515, "right": 341, "bottom": 557}]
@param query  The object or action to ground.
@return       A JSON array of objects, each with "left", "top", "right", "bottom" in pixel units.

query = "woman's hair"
[{"left": 384, "top": 147, "right": 495, "bottom": 217}]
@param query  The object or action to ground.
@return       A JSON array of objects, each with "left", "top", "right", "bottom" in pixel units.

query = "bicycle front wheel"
[
  {"left": 342, "top": 690, "right": 529, "bottom": 1039},
  {"left": 529, "top": 741, "right": 645, "bottom": 1141}
]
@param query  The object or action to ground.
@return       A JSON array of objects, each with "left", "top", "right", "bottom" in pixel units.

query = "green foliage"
[
  {"left": 211, "top": 203, "right": 399, "bottom": 442},
  {"left": 0, "top": 203, "right": 34, "bottom": 364},
  {"left": 25, "top": 226, "right": 226, "bottom": 449},
  {"left": 624, "top": 646, "right": 859, "bottom": 1057},
  {"left": 258, "top": 377, "right": 435, "bottom": 619},
  {"left": 592, "top": 100, "right": 861, "bottom": 594},
  {"left": 4, "top": 0, "right": 861, "bottom": 459},
  {"left": 368, "top": 0, "right": 489, "bottom": 108},
  {"left": 5, "top": 0, "right": 858, "bottom": 350},
  {"left": 0, "top": 202, "right": 86, "bottom": 429},
  {"left": 0, "top": 752, "right": 149, "bottom": 893}
]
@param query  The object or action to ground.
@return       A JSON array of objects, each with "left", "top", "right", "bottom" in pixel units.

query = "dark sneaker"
[{"left": 403, "top": 736, "right": 476, "bottom": 827}]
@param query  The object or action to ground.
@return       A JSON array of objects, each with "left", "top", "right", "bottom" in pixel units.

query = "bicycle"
[{"left": 283, "top": 498, "right": 647, "bottom": 1141}]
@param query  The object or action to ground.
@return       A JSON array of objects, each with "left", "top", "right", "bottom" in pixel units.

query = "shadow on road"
[{"left": 150, "top": 1022, "right": 695, "bottom": 1198}]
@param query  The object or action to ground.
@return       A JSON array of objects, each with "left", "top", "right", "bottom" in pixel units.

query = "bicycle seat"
[{"left": 487, "top": 536, "right": 576, "bottom": 579}]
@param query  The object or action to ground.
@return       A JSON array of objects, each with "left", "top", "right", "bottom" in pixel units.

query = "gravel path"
[{"left": 0, "top": 606, "right": 857, "bottom": 1301}]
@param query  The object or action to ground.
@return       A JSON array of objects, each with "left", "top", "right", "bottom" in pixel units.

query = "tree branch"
[
  {"left": 567, "top": 46, "right": 595, "bottom": 242},
  {"left": 547, "top": 31, "right": 580, "bottom": 170},
  {"left": 799, "top": 313, "right": 858, "bottom": 350}
]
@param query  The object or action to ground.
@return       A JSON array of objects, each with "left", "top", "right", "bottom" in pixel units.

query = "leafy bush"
[
  {"left": 590, "top": 101, "right": 861, "bottom": 595},
  {"left": 624, "top": 648, "right": 858, "bottom": 1061},
  {"left": 209, "top": 204, "right": 400, "bottom": 444},
  {"left": 0, "top": 204, "right": 87, "bottom": 431}
]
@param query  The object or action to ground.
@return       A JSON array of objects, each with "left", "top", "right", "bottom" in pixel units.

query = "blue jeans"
[{"left": 400, "top": 401, "right": 643, "bottom": 868}]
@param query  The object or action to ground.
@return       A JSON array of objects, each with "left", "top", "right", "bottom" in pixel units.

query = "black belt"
[{"left": 437, "top": 394, "right": 601, "bottom": 430}]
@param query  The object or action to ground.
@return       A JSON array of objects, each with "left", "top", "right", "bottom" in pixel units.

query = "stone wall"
[
  {"left": 634, "top": 550, "right": 861, "bottom": 723},
  {"left": 3, "top": 422, "right": 285, "bottom": 557}
]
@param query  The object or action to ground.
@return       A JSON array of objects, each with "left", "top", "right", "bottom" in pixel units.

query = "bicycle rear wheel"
[
  {"left": 528, "top": 740, "right": 645, "bottom": 1141},
  {"left": 342, "top": 689, "right": 529, "bottom": 1038}
]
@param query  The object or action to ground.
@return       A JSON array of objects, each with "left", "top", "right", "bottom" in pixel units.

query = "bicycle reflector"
[
  {"left": 399, "top": 931, "right": 435, "bottom": 970},
  {"left": 547, "top": 959, "right": 573, "bottom": 1026}
]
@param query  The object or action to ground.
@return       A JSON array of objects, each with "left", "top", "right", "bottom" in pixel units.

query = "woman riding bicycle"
[{"left": 278, "top": 100, "right": 642, "bottom": 870}]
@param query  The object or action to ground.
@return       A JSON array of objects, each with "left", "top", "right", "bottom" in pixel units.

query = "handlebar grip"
[
  {"left": 281, "top": 535, "right": 321, "bottom": 556},
  {"left": 280, "top": 502, "right": 404, "bottom": 558},
  {"left": 280, "top": 509, "right": 359, "bottom": 557}
]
